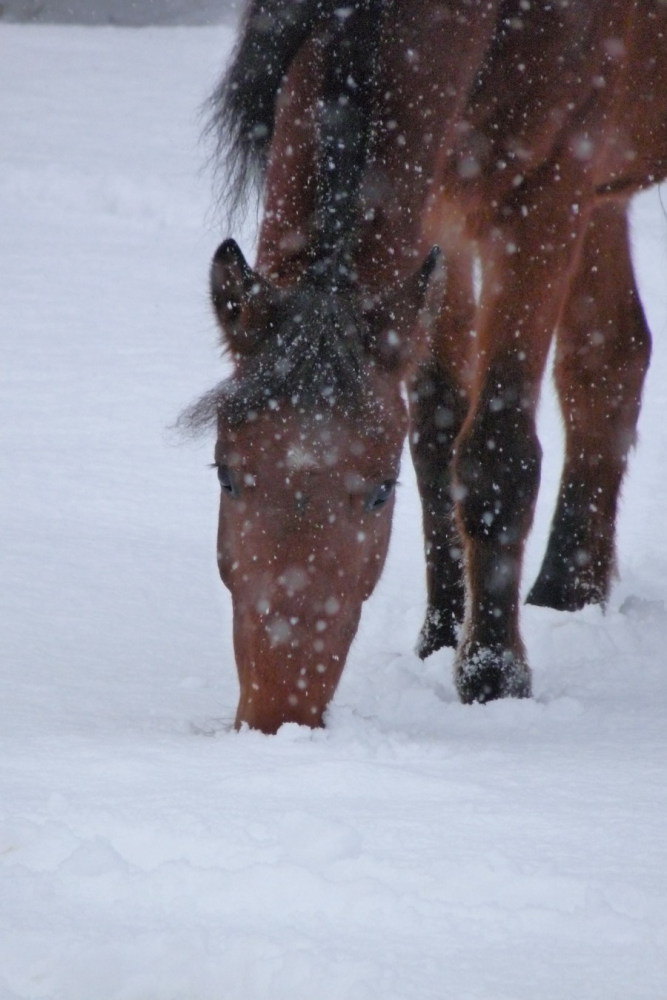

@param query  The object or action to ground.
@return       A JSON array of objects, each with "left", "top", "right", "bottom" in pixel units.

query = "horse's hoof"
[
  {"left": 455, "top": 645, "right": 532, "bottom": 704},
  {"left": 526, "top": 569, "right": 606, "bottom": 612},
  {"left": 416, "top": 606, "right": 459, "bottom": 659}
]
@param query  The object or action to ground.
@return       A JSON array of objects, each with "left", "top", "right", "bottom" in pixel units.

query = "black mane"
[
  {"left": 208, "top": 0, "right": 385, "bottom": 242},
  {"left": 208, "top": 0, "right": 336, "bottom": 214}
]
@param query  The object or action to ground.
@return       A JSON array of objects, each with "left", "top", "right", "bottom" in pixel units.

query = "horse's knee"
[
  {"left": 409, "top": 363, "right": 466, "bottom": 471},
  {"left": 454, "top": 406, "right": 542, "bottom": 545}
]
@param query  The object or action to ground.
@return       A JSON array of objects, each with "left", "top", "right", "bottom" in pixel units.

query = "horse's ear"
[
  {"left": 210, "top": 239, "right": 275, "bottom": 354},
  {"left": 364, "top": 246, "right": 445, "bottom": 374}
]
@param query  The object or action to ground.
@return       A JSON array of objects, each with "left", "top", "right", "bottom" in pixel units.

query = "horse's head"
[{"left": 204, "top": 239, "right": 442, "bottom": 732}]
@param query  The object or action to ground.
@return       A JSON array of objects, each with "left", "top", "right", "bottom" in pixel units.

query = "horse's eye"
[
  {"left": 216, "top": 464, "right": 236, "bottom": 495},
  {"left": 365, "top": 480, "right": 396, "bottom": 511}
]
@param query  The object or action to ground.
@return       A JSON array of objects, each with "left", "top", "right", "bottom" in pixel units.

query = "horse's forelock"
[{"left": 179, "top": 284, "right": 375, "bottom": 436}]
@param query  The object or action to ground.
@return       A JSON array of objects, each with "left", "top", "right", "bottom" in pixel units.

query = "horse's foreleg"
[
  {"left": 453, "top": 357, "right": 542, "bottom": 702},
  {"left": 527, "top": 201, "right": 651, "bottom": 611},
  {"left": 409, "top": 247, "right": 474, "bottom": 656},
  {"left": 452, "top": 182, "right": 588, "bottom": 703}
]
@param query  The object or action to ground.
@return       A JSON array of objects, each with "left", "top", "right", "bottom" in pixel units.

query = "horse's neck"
[{"left": 256, "top": 0, "right": 666, "bottom": 287}]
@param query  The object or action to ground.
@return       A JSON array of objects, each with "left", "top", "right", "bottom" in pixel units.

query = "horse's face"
[
  {"left": 208, "top": 240, "right": 441, "bottom": 733},
  {"left": 215, "top": 396, "right": 405, "bottom": 732}
]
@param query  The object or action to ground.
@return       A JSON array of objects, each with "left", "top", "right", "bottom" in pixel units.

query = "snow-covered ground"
[
  {"left": 0, "top": 0, "right": 238, "bottom": 26},
  {"left": 1, "top": 24, "right": 666, "bottom": 1000}
]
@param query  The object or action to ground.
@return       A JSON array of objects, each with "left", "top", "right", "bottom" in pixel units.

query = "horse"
[{"left": 184, "top": 0, "right": 666, "bottom": 734}]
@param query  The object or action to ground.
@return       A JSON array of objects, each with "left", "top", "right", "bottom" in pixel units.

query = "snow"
[
  {"left": 1, "top": 23, "right": 667, "bottom": 1000},
  {"left": 1, "top": 0, "right": 238, "bottom": 26}
]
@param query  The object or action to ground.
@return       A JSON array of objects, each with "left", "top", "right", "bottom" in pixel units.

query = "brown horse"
[{"left": 185, "top": 0, "right": 666, "bottom": 733}]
